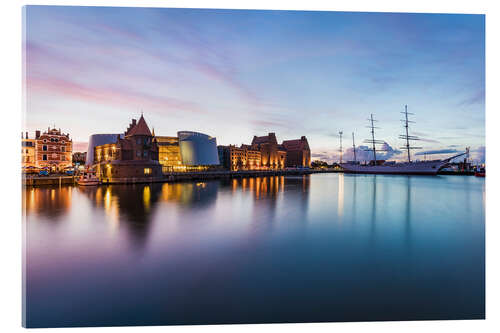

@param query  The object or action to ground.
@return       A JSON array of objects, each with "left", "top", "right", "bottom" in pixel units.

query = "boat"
[
  {"left": 340, "top": 106, "right": 466, "bottom": 175},
  {"left": 77, "top": 171, "right": 100, "bottom": 186}
]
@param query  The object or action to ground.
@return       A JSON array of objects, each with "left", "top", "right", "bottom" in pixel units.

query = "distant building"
[
  {"left": 72, "top": 152, "right": 87, "bottom": 165},
  {"left": 218, "top": 144, "right": 261, "bottom": 171},
  {"left": 251, "top": 132, "right": 286, "bottom": 169},
  {"left": 282, "top": 136, "right": 311, "bottom": 167},
  {"left": 34, "top": 127, "right": 73, "bottom": 172},
  {"left": 93, "top": 115, "right": 162, "bottom": 180},
  {"left": 21, "top": 132, "right": 36, "bottom": 169}
]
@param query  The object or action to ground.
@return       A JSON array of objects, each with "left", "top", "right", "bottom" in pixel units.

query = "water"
[{"left": 23, "top": 174, "right": 485, "bottom": 327}]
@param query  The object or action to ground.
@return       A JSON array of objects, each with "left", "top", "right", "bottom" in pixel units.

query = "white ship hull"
[{"left": 340, "top": 160, "right": 448, "bottom": 175}]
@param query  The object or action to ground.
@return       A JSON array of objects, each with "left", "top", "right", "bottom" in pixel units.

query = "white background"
[{"left": 1, "top": 0, "right": 498, "bottom": 332}]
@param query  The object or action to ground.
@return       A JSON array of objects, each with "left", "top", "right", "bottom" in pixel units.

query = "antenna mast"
[
  {"left": 352, "top": 132, "right": 356, "bottom": 163},
  {"left": 399, "top": 105, "right": 422, "bottom": 162},
  {"left": 363, "top": 114, "right": 386, "bottom": 163},
  {"left": 339, "top": 131, "right": 343, "bottom": 164}
]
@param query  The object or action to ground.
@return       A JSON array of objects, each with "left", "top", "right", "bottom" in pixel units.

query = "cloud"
[
  {"left": 470, "top": 146, "right": 485, "bottom": 163},
  {"left": 27, "top": 76, "right": 200, "bottom": 114},
  {"left": 415, "top": 148, "right": 458, "bottom": 155},
  {"left": 458, "top": 89, "right": 485, "bottom": 107},
  {"left": 336, "top": 142, "right": 402, "bottom": 162}
]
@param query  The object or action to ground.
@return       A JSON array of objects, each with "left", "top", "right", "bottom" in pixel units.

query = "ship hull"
[{"left": 340, "top": 160, "right": 446, "bottom": 175}]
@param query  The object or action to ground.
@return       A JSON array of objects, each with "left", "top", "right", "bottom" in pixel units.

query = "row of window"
[
  {"left": 42, "top": 138, "right": 66, "bottom": 144},
  {"left": 41, "top": 145, "right": 66, "bottom": 152},
  {"left": 41, "top": 155, "right": 66, "bottom": 161}
]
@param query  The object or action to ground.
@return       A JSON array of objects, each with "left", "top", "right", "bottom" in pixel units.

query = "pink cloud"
[{"left": 27, "top": 75, "right": 201, "bottom": 114}]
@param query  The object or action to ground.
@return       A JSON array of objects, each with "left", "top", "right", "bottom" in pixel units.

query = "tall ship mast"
[
  {"left": 352, "top": 132, "right": 356, "bottom": 163},
  {"left": 363, "top": 114, "right": 386, "bottom": 164},
  {"left": 399, "top": 105, "right": 422, "bottom": 162},
  {"left": 340, "top": 106, "right": 466, "bottom": 175}
]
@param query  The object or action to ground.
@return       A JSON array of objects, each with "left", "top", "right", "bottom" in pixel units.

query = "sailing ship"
[{"left": 340, "top": 106, "right": 466, "bottom": 175}]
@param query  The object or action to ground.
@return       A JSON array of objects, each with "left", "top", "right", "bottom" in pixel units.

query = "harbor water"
[{"left": 23, "top": 173, "right": 485, "bottom": 327}]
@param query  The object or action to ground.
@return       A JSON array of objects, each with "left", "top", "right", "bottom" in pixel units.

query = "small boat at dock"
[{"left": 77, "top": 172, "right": 100, "bottom": 186}]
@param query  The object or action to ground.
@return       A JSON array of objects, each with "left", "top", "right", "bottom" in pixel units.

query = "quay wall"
[
  {"left": 23, "top": 169, "right": 342, "bottom": 187},
  {"left": 23, "top": 176, "right": 76, "bottom": 187}
]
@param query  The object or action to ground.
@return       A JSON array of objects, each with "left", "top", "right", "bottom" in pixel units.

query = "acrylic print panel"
[{"left": 22, "top": 5, "right": 485, "bottom": 328}]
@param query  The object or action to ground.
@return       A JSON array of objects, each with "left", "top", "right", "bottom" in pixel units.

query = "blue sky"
[{"left": 24, "top": 6, "right": 485, "bottom": 162}]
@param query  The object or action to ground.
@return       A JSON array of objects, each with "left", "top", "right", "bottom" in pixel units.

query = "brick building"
[
  {"left": 218, "top": 145, "right": 262, "bottom": 171},
  {"left": 251, "top": 133, "right": 286, "bottom": 169},
  {"left": 34, "top": 128, "right": 73, "bottom": 172},
  {"left": 93, "top": 115, "right": 162, "bottom": 180},
  {"left": 282, "top": 136, "right": 311, "bottom": 168}
]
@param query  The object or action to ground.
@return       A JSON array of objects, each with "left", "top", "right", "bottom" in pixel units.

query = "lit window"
[{"left": 144, "top": 168, "right": 151, "bottom": 175}]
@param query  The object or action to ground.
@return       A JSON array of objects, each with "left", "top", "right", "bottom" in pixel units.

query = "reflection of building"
[
  {"left": 93, "top": 115, "right": 162, "bottom": 179},
  {"left": 217, "top": 145, "right": 262, "bottom": 171},
  {"left": 34, "top": 127, "right": 73, "bottom": 171},
  {"left": 72, "top": 152, "right": 87, "bottom": 165},
  {"left": 251, "top": 133, "right": 286, "bottom": 169},
  {"left": 86, "top": 134, "right": 123, "bottom": 166},
  {"left": 21, "top": 132, "right": 36, "bottom": 168},
  {"left": 155, "top": 136, "right": 183, "bottom": 172},
  {"left": 178, "top": 131, "right": 220, "bottom": 166},
  {"left": 282, "top": 136, "right": 311, "bottom": 167}
]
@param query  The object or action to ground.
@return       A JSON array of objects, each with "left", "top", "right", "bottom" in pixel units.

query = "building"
[
  {"left": 251, "top": 133, "right": 286, "bottom": 169},
  {"left": 282, "top": 136, "right": 311, "bottom": 168},
  {"left": 72, "top": 152, "right": 87, "bottom": 165},
  {"left": 21, "top": 132, "right": 36, "bottom": 169},
  {"left": 178, "top": 131, "right": 220, "bottom": 166},
  {"left": 155, "top": 136, "right": 184, "bottom": 172},
  {"left": 218, "top": 144, "right": 262, "bottom": 171},
  {"left": 93, "top": 115, "right": 162, "bottom": 180},
  {"left": 34, "top": 127, "right": 73, "bottom": 172},
  {"left": 86, "top": 134, "right": 123, "bottom": 166}
]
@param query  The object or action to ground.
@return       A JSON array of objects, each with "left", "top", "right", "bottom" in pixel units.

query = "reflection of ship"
[{"left": 341, "top": 106, "right": 466, "bottom": 175}]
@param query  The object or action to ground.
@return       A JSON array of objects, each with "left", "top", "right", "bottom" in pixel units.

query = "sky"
[{"left": 23, "top": 6, "right": 485, "bottom": 163}]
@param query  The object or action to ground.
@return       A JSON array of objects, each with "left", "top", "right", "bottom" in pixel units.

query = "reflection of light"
[
  {"left": 103, "top": 187, "right": 120, "bottom": 231},
  {"left": 51, "top": 189, "right": 55, "bottom": 201},
  {"left": 338, "top": 173, "right": 344, "bottom": 219},
  {"left": 232, "top": 179, "right": 238, "bottom": 192},
  {"left": 143, "top": 186, "right": 151, "bottom": 211},
  {"left": 104, "top": 187, "right": 111, "bottom": 211}
]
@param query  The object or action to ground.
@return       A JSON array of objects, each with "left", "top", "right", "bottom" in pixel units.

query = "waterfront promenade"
[{"left": 23, "top": 169, "right": 343, "bottom": 186}]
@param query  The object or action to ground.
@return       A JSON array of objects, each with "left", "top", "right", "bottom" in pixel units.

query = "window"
[
  {"left": 61, "top": 155, "right": 65, "bottom": 161},
  {"left": 62, "top": 146, "right": 65, "bottom": 152},
  {"left": 42, "top": 145, "right": 47, "bottom": 151},
  {"left": 136, "top": 138, "right": 141, "bottom": 145},
  {"left": 136, "top": 150, "right": 141, "bottom": 157},
  {"left": 143, "top": 151, "right": 148, "bottom": 158},
  {"left": 50, "top": 138, "right": 54, "bottom": 142},
  {"left": 42, "top": 154, "right": 47, "bottom": 161},
  {"left": 43, "top": 139, "right": 47, "bottom": 143},
  {"left": 55, "top": 138, "right": 59, "bottom": 142},
  {"left": 144, "top": 168, "right": 151, "bottom": 175},
  {"left": 61, "top": 140, "right": 65, "bottom": 144}
]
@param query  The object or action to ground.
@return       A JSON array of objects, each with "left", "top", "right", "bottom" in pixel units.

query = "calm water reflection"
[{"left": 23, "top": 174, "right": 485, "bottom": 327}]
